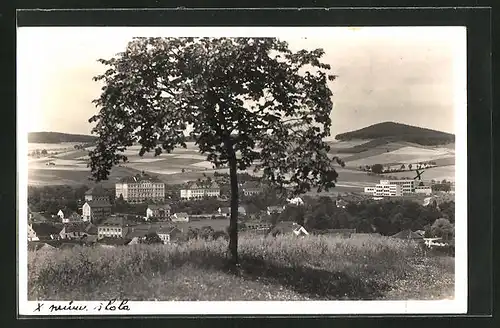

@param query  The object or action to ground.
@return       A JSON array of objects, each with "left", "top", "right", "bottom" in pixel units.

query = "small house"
[
  {"left": 84, "top": 185, "right": 109, "bottom": 202},
  {"left": 172, "top": 212, "right": 189, "bottom": 222},
  {"left": 241, "top": 181, "right": 262, "bottom": 196},
  {"left": 269, "top": 221, "right": 309, "bottom": 237},
  {"left": 82, "top": 199, "right": 112, "bottom": 223},
  {"left": 390, "top": 229, "right": 425, "bottom": 241},
  {"left": 28, "top": 223, "right": 61, "bottom": 241},
  {"left": 286, "top": 197, "right": 304, "bottom": 206},
  {"left": 58, "top": 210, "right": 82, "bottom": 224},
  {"left": 97, "top": 216, "right": 130, "bottom": 239},
  {"left": 217, "top": 206, "right": 246, "bottom": 217},
  {"left": 146, "top": 204, "right": 172, "bottom": 221},
  {"left": 266, "top": 205, "right": 285, "bottom": 215},
  {"left": 156, "top": 226, "right": 183, "bottom": 244},
  {"left": 59, "top": 222, "right": 88, "bottom": 240}
]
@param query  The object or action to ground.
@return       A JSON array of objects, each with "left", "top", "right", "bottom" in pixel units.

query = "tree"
[
  {"left": 431, "top": 218, "right": 454, "bottom": 241},
  {"left": 88, "top": 37, "right": 344, "bottom": 267},
  {"left": 143, "top": 233, "right": 163, "bottom": 244},
  {"left": 400, "top": 164, "right": 406, "bottom": 171},
  {"left": 371, "top": 164, "right": 384, "bottom": 174}
]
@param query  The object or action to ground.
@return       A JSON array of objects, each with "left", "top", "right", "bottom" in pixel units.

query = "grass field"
[
  {"left": 27, "top": 140, "right": 456, "bottom": 187},
  {"left": 27, "top": 234, "right": 454, "bottom": 301}
]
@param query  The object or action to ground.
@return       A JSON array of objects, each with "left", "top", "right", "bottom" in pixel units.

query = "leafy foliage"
[
  {"left": 88, "top": 37, "right": 343, "bottom": 194},
  {"left": 88, "top": 37, "right": 345, "bottom": 264}
]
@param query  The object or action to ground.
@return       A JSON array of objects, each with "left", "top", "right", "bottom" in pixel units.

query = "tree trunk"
[{"left": 227, "top": 149, "right": 239, "bottom": 266}]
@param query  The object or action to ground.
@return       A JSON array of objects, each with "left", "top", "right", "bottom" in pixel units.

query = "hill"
[
  {"left": 28, "top": 132, "right": 97, "bottom": 144},
  {"left": 335, "top": 122, "right": 455, "bottom": 146}
]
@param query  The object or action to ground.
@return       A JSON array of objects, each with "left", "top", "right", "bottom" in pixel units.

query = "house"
[
  {"left": 335, "top": 199, "right": 348, "bottom": 209},
  {"left": 57, "top": 210, "right": 82, "bottom": 223},
  {"left": 146, "top": 204, "right": 172, "bottom": 221},
  {"left": 266, "top": 205, "right": 285, "bottom": 215},
  {"left": 28, "top": 210, "right": 48, "bottom": 223},
  {"left": 286, "top": 197, "right": 304, "bottom": 206},
  {"left": 97, "top": 216, "right": 131, "bottom": 239},
  {"left": 59, "top": 222, "right": 89, "bottom": 240},
  {"left": 156, "top": 226, "right": 183, "bottom": 244},
  {"left": 180, "top": 181, "right": 220, "bottom": 200},
  {"left": 269, "top": 221, "right": 309, "bottom": 237},
  {"left": 242, "top": 222, "right": 272, "bottom": 232},
  {"left": 217, "top": 206, "right": 246, "bottom": 217},
  {"left": 390, "top": 229, "right": 425, "bottom": 241},
  {"left": 172, "top": 212, "right": 189, "bottom": 222},
  {"left": 241, "top": 181, "right": 262, "bottom": 196},
  {"left": 28, "top": 223, "right": 61, "bottom": 241},
  {"left": 84, "top": 185, "right": 109, "bottom": 202},
  {"left": 82, "top": 199, "right": 112, "bottom": 223},
  {"left": 115, "top": 173, "right": 165, "bottom": 203}
]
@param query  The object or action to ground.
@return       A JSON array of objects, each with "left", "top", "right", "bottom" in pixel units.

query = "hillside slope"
[
  {"left": 335, "top": 122, "right": 455, "bottom": 146},
  {"left": 29, "top": 132, "right": 97, "bottom": 144}
]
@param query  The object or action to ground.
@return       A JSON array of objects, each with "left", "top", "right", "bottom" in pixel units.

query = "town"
[{"left": 27, "top": 170, "right": 456, "bottom": 252}]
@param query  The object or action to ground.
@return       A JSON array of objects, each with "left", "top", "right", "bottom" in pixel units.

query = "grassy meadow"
[{"left": 28, "top": 234, "right": 454, "bottom": 301}]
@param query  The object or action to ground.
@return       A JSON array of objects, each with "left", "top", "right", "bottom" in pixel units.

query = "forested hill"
[
  {"left": 28, "top": 132, "right": 97, "bottom": 144},
  {"left": 334, "top": 122, "right": 455, "bottom": 146}
]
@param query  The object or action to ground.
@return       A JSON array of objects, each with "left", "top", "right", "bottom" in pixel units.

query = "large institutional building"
[
  {"left": 364, "top": 179, "right": 432, "bottom": 197},
  {"left": 115, "top": 173, "right": 165, "bottom": 203},
  {"left": 180, "top": 181, "right": 220, "bottom": 200}
]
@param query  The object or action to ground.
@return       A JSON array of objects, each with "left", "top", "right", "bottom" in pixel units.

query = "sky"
[{"left": 17, "top": 26, "right": 466, "bottom": 137}]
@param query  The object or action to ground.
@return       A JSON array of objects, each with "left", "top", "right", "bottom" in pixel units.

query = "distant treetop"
[{"left": 28, "top": 132, "right": 97, "bottom": 144}]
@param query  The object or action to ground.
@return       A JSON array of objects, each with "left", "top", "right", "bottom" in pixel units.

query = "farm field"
[
  {"left": 382, "top": 165, "right": 456, "bottom": 182},
  {"left": 28, "top": 234, "right": 454, "bottom": 301},
  {"left": 27, "top": 141, "right": 455, "bottom": 187}
]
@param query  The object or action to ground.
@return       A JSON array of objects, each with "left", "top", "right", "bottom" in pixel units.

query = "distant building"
[
  {"left": 97, "top": 216, "right": 130, "bottom": 239},
  {"left": 380, "top": 179, "right": 415, "bottom": 194},
  {"left": 84, "top": 185, "right": 109, "bottom": 202},
  {"left": 335, "top": 199, "right": 348, "bottom": 209},
  {"left": 390, "top": 229, "right": 424, "bottom": 240},
  {"left": 218, "top": 206, "right": 246, "bottom": 217},
  {"left": 82, "top": 199, "right": 112, "bottom": 223},
  {"left": 115, "top": 173, "right": 165, "bottom": 203},
  {"left": 180, "top": 181, "right": 220, "bottom": 200},
  {"left": 241, "top": 181, "right": 262, "bottom": 196},
  {"left": 287, "top": 197, "right": 304, "bottom": 206},
  {"left": 59, "top": 222, "right": 89, "bottom": 240},
  {"left": 146, "top": 204, "right": 172, "bottom": 221},
  {"left": 156, "top": 226, "right": 183, "bottom": 244},
  {"left": 28, "top": 223, "right": 60, "bottom": 241},
  {"left": 269, "top": 222, "right": 309, "bottom": 237},
  {"left": 57, "top": 210, "right": 82, "bottom": 224},
  {"left": 172, "top": 212, "right": 189, "bottom": 222},
  {"left": 266, "top": 205, "right": 285, "bottom": 215},
  {"left": 414, "top": 185, "right": 432, "bottom": 195}
]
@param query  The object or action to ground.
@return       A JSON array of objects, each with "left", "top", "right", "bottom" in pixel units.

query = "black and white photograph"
[{"left": 17, "top": 25, "right": 467, "bottom": 315}]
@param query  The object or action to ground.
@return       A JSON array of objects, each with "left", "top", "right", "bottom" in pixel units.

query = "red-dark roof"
[
  {"left": 85, "top": 185, "right": 108, "bottom": 196},
  {"left": 31, "top": 223, "right": 61, "bottom": 236}
]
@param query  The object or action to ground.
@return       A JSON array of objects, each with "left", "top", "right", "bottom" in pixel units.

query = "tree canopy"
[{"left": 88, "top": 37, "right": 344, "bottom": 265}]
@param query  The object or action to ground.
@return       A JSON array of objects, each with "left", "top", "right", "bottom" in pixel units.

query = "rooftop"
[
  {"left": 99, "top": 216, "right": 129, "bottom": 227},
  {"left": 86, "top": 199, "right": 112, "bottom": 207},
  {"left": 85, "top": 185, "right": 108, "bottom": 196},
  {"left": 118, "top": 173, "right": 163, "bottom": 184},
  {"left": 148, "top": 204, "right": 172, "bottom": 210}
]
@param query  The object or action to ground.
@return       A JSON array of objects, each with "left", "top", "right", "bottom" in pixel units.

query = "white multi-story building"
[
  {"left": 414, "top": 185, "right": 432, "bottom": 195},
  {"left": 373, "top": 183, "right": 402, "bottom": 197},
  {"left": 115, "top": 173, "right": 165, "bottom": 203},
  {"left": 180, "top": 182, "right": 220, "bottom": 200},
  {"left": 379, "top": 179, "right": 415, "bottom": 194}
]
